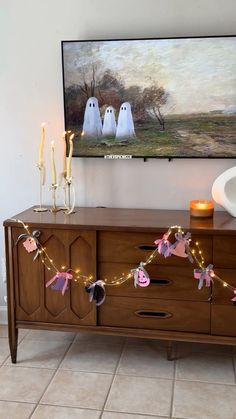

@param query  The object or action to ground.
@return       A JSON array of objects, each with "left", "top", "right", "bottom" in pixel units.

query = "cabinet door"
[{"left": 12, "top": 227, "right": 97, "bottom": 326}]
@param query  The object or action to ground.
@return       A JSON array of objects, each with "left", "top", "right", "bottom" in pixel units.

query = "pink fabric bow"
[
  {"left": 231, "top": 289, "right": 236, "bottom": 302},
  {"left": 194, "top": 265, "right": 214, "bottom": 289},
  {"left": 46, "top": 271, "right": 73, "bottom": 295}
]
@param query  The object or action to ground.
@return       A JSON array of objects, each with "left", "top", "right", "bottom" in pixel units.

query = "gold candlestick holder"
[
  {"left": 58, "top": 171, "right": 67, "bottom": 211},
  {"left": 50, "top": 183, "right": 60, "bottom": 213},
  {"left": 64, "top": 177, "right": 76, "bottom": 215},
  {"left": 34, "top": 163, "right": 48, "bottom": 212}
]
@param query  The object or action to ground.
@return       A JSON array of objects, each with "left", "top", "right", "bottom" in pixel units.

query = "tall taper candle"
[
  {"left": 67, "top": 133, "right": 74, "bottom": 180},
  {"left": 62, "top": 131, "right": 67, "bottom": 177},
  {"left": 38, "top": 122, "right": 46, "bottom": 167},
  {"left": 51, "top": 141, "right": 57, "bottom": 185}
]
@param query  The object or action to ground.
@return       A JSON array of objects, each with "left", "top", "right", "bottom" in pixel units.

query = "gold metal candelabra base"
[{"left": 34, "top": 206, "right": 48, "bottom": 212}]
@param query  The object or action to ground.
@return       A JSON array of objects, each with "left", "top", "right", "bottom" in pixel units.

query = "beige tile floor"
[{"left": 0, "top": 325, "right": 236, "bottom": 418}]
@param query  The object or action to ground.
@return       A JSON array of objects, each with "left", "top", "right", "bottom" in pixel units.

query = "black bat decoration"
[{"left": 85, "top": 280, "right": 106, "bottom": 306}]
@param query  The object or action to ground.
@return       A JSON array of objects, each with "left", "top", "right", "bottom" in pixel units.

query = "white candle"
[
  {"left": 62, "top": 131, "right": 67, "bottom": 176},
  {"left": 38, "top": 122, "right": 46, "bottom": 167},
  {"left": 51, "top": 141, "right": 57, "bottom": 185},
  {"left": 67, "top": 133, "right": 74, "bottom": 180}
]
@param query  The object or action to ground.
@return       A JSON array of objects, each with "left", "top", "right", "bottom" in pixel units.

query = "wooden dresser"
[{"left": 4, "top": 207, "right": 236, "bottom": 363}]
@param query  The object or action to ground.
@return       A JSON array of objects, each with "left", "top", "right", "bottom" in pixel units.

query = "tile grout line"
[
  {"left": 28, "top": 334, "right": 77, "bottom": 419},
  {"left": 169, "top": 348, "right": 177, "bottom": 419},
  {"left": 0, "top": 399, "right": 35, "bottom": 405},
  {"left": 98, "top": 338, "right": 127, "bottom": 419},
  {"left": 173, "top": 377, "right": 236, "bottom": 386},
  {"left": 30, "top": 401, "right": 101, "bottom": 413},
  {"left": 104, "top": 410, "right": 170, "bottom": 418}
]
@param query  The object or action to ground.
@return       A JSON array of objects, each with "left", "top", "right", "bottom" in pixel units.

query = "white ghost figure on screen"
[
  {"left": 102, "top": 106, "right": 116, "bottom": 136},
  {"left": 82, "top": 97, "right": 102, "bottom": 138},
  {"left": 116, "top": 102, "right": 135, "bottom": 139}
]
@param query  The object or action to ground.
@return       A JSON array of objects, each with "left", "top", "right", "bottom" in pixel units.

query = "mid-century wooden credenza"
[{"left": 4, "top": 207, "right": 236, "bottom": 363}]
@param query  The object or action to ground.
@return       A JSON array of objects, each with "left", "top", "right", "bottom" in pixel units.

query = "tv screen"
[{"left": 61, "top": 36, "right": 236, "bottom": 158}]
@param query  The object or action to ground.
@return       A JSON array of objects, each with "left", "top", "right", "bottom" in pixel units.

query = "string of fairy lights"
[{"left": 12, "top": 218, "right": 236, "bottom": 302}]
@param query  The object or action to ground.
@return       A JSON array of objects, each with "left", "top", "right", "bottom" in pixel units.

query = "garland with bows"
[{"left": 13, "top": 219, "right": 236, "bottom": 306}]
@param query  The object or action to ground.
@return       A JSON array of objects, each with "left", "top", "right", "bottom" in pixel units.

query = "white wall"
[{"left": 1, "top": 0, "right": 236, "bottom": 307}]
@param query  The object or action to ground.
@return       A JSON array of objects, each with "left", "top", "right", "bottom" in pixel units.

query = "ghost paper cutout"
[
  {"left": 154, "top": 233, "right": 172, "bottom": 258},
  {"left": 116, "top": 102, "right": 135, "bottom": 139},
  {"left": 170, "top": 241, "right": 188, "bottom": 258},
  {"left": 16, "top": 230, "right": 41, "bottom": 260},
  {"left": 23, "top": 237, "right": 37, "bottom": 253},
  {"left": 102, "top": 106, "right": 116, "bottom": 136},
  {"left": 170, "top": 232, "right": 193, "bottom": 262},
  {"left": 82, "top": 97, "right": 102, "bottom": 138}
]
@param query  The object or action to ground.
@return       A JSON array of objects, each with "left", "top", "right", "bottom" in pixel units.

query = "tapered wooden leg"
[
  {"left": 8, "top": 325, "right": 18, "bottom": 364},
  {"left": 166, "top": 340, "right": 174, "bottom": 361},
  {"left": 5, "top": 226, "right": 18, "bottom": 363}
]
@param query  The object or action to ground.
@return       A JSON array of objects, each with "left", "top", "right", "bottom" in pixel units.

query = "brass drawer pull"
[
  {"left": 135, "top": 310, "right": 172, "bottom": 319},
  {"left": 136, "top": 244, "right": 156, "bottom": 251},
  {"left": 150, "top": 278, "right": 171, "bottom": 286}
]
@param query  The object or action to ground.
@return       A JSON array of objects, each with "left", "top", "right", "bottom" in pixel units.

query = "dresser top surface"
[{"left": 3, "top": 206, "right": 236, "bottom": 234}]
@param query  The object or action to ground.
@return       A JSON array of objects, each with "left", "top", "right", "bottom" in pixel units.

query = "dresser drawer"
[
  {"left": 99, "top": 296, "right": 210, "bottom": 333},
  {"left": 211, "top": 305, "right": 236, "bottom": 337},
  {"left": 212, "top": 269, "right": 236, "bottom": 304},
  {"left": 213, "top": 236, "right": 236, "bottom": 268},
  {"left": 99, "top": 263, "right": 210, "bottom": 301},
  {"left": 99, "top": 231, "right": 212, "bottom": 266}
]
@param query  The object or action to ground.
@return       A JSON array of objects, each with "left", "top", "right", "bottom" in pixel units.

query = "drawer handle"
[
  {"left": 135, "top": 310, "right": 172, "bottom": 319},
  {"left": 136, "top": 244, "right": 156, "bottom": 251},
  {"left": 150, "top": 278, "right": 172, "bottom": 286}
]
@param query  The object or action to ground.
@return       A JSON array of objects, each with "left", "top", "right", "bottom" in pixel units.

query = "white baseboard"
[{"left": 0, "top": 306, "right": 7, "bottom": 324}]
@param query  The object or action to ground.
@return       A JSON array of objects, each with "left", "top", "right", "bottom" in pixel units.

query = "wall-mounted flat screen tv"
[{"left": 61, "top": 36, "right": 236, "bottom": 158}]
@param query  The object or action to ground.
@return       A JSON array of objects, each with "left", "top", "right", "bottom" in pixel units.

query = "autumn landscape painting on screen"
[{"left": 62, "top": 37, "right": 236, "bottom": 157}]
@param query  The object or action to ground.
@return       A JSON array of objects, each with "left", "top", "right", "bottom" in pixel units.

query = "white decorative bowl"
[{"left": 212, "top": 167, "right": 236, "bottom": 217}]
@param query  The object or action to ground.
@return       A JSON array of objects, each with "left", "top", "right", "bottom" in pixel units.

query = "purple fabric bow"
[
  {"left": 194, "top": 264, "right": 214, "bottom": 290},
  {"left": 46, "top": 271, "right": 73, "bottom": 295},
  {"left": 154, "top": 233, "right": 172, "bottom": 258},
  {"left": 85, "top": 280, "right": 106, "bottom": 306}
]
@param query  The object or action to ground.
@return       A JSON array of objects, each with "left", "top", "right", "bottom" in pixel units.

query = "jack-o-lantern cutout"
[
  {"left": 138, "top": 268, "right": 150, "bottom": 287},
  {"left": 133, "top": 264, "right": 150, "bottom": 288}
]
